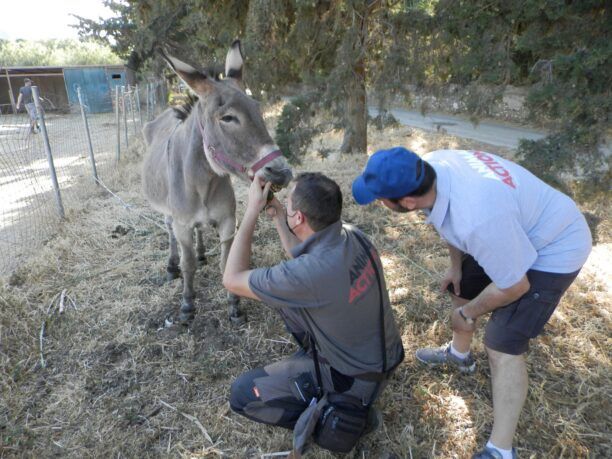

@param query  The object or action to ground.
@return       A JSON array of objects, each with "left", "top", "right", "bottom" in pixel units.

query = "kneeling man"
[{"left": 224, "top": 172, "right": 404, "bottom": 452}]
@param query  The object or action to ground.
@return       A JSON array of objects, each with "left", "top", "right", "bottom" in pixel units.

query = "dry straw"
[{"left": 1, "top": 112, "right": 609, "bottom": 458}]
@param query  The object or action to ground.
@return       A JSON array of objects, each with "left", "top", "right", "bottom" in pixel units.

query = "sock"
[
  {"left": 449, "top": 343, "right": 470, "bottom": 359},
  {"left": 486, "top": 440, "right": 513, "bottom": 459}
]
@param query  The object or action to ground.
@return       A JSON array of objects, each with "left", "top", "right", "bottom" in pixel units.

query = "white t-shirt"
[{"left": 424, "top": 150, "right": 592, "bottom": 289}]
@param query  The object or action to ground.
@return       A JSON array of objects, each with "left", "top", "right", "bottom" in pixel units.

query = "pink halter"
[{"left": 199, "top": 117, "right": 282, "bottom": 179}]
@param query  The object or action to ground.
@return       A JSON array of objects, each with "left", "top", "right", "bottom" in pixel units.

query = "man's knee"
[
  {"left": 229, "top": 367, "right": 267, "bottom": 412},
  {"left": 486, "top": 346, "right": 524, "bottom": 370}
]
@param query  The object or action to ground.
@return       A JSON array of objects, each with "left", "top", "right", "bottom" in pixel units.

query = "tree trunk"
[{"left": 340, "top": 5, "right": 368, "bottom": 155}]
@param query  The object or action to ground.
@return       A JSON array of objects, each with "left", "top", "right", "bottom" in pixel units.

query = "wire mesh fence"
[{"left": 0, "top": 81, "right": 167, "bottom": 275}]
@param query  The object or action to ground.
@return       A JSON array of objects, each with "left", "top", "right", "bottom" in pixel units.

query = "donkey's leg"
[
  {"left": 165, "top": 215, "right": 181, "bottom": 281},
  {"left": 218, "top": 215, "right": 244, "bottom": 324},
  {"left": 173, "top": 222, "right": 197, "bottom": 323},
  {"left": 210, "top": 179, "right": 243, "bottom": 324},
  {"left": 195, "top": 224, "right": 207, "bottom": 266}
]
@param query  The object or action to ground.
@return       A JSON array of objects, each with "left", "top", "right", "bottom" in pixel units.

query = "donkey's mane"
[{"left": 172, "top": 93, "right": 199, "bottom": 121}]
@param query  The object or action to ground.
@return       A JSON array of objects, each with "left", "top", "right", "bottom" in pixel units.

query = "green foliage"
[
  {"left": 275, "top": 93, "right": 320, "bottom": 164},
  {"left": 0, "top": 39, "right": 122, "bottom": 66},
  {"left": 244, "top": 0, "right": 296, "bottom": 98},
  {"left": 76, "top": 1, "right": 370, "bottom": 156},
  {"left": 369, "top": 110, "right": 400, "bottom": 131},
  {"left": 75, "top": 1, "right": 249, "bottom": 73},
  {"left": 370, "top": 0, "right": 611, "bottom": 195},
  {"left": 74, "top": 1, "right": 610, "bottom": 191}
]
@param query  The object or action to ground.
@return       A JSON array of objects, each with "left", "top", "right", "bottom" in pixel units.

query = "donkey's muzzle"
[{"left": 263, "top": 166, "right": 293, "bottom": 188}]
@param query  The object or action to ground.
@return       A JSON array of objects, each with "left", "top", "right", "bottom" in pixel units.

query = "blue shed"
[{"left": 63, "top": 65, "right": 131, "bottom": 113}]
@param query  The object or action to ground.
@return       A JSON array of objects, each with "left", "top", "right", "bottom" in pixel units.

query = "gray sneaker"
[
  {"left": 472, "top": 446, "right": 517, "bottom": 459},
  {"left": 415, "top": 342, "right": 476, "bottom": 374}
]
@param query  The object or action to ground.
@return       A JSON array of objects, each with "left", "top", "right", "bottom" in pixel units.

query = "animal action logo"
[
  {"left": 348, "top": 247, "right": 378, "bottom": 304},
  {"left": 460, "top": 150, "right": 517, "bottom": 189}
]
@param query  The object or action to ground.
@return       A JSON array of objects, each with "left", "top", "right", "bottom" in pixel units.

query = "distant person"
[
  {"left": 15, "top": 78, "right": 40, "bottom": 134},
  {"left": 352, "top": 147, "right": 592, "bottom": 459}
]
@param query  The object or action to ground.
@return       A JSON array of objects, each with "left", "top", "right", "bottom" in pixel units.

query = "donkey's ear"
[
  {"left": 225, "top": 40, "right": 243, "bottom": 82},
  {"left": 159, "top": 49, "right": 213, "bottom": 94}
]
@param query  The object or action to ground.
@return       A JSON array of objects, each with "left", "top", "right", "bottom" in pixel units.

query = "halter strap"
[
  {"left": 198, "top": 115, "right": 282, "bottom": 178},
  {"left": 250, "top": 149, "right": 282, "bottom": 173}
]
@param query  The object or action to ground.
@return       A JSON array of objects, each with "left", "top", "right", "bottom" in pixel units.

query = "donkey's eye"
[{"left": 220, "top": 115, "right": 238, "bottom": 123}]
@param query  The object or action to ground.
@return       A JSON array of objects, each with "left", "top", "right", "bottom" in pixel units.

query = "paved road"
[{"left": 369, "top": 107, "right": 547, "bottom": 150}]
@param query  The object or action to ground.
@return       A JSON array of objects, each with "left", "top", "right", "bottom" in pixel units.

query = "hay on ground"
[{"left": 1, "top": 114, "right": 610, "bottom": 458}]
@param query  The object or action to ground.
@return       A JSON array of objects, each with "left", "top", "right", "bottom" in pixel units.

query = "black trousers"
[{"left": 229, "top": 349, "right": 383, "bottom": 429}]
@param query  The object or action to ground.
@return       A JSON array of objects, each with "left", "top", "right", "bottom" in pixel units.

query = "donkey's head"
[{"left": 161, "top": 41, "right": 292, "bottom": 188}]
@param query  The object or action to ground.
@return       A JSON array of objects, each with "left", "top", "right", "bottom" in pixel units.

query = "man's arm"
[
  {"left": 15, "top": 93, "right": 22, "bottom": 110},
  {"left": 265, "top": 197, "right": 300, "bottom": 257},
  {"left": 451, "top": 215, "right": 536, "bottom": 328},
  {"left": 452, "top": 275, "right": 530, "bottom": 331},
  {"left": 222, "top": 178, "right": 272, "bottom": 300},
  {"left": 441, "top": 243, "right": 463, "bottom": 295}
]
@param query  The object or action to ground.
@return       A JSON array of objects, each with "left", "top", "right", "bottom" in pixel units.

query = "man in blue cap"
[{"left": 352, "top": 147, "right": 592, "bottom": 459}]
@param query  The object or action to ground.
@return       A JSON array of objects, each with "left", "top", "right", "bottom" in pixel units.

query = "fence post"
[
  {"left": 77, "top": 86, "right": 99, "bottom": 184},
  {"left": 129, "top": 86, "right": 137, "bottom": 134},
  {"left": 121, "top": 85, "right": 129, "bottom": 148},
  {"left": 32, "top": 86, "right": 65, "bottom": 219},
  {"left": 5, "top": 69, "right": 17, "bottom": 113},
  {"left": 115, "top": 85, "right": 121, "bottom": 162},
  {"left": 147, "top": 82, "right": 151, "bottom": 122},
  {"left": 151, "top": 82, "right": 155, "bottom": 118},
  {"left": 135, "top": 83, "right": 143, "bottom": 129}
]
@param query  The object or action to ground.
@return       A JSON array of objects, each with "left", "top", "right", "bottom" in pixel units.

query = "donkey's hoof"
[
  {"left": 178, "top": 310, "right": 195, "bottom": 324},
  {"left": 166, "top": 266, "right": 181, "bottom": 281},
  {"left": 229, "top": 312, "right": 247, "bottom": 326},
  {"left": 180, "top": 298, "right": 194, "bottom": 311}
]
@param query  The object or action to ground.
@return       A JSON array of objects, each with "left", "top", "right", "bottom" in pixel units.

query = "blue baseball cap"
[{"left": 352, "top": 147, "right": 424, "bottom": 205}]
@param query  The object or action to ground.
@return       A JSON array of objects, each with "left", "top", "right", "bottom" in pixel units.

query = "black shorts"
[{"left": 448, "top": 255, "right": 580, "bottom": 355}]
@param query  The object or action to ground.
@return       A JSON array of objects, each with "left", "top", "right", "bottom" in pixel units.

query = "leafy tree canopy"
[
  {"left": 76, "top": 0, "right": 611, "bottom": 191},
  {"left": 0, "top": 39, "right": 122, "bottom": 66},
  {"left": 370, "top": 0, "right": 611, "bottom": 194}
]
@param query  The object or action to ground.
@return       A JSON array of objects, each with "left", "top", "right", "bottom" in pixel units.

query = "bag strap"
[
  {"left": 347, "top": 226, "right": 388, "bottom": 375},
  {"left": 304, "top": 225, "right": 391, "bottom": 402},
  {"left": 309, "top": 333, "right": 323, "bottom": 399}
]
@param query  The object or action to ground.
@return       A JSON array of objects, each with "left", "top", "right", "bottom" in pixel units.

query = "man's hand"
[
  {"left": 246, "top": 177, "right": 272, "bottom": 217},
  {"left": 264, "top": 195, "right": 284, "bottom": 219},
  {"left": 451, "top": 307, "right": 476, "bottom": 333},
  {"left": 441, "top": 266, "right": 462, "bottom": 296}
]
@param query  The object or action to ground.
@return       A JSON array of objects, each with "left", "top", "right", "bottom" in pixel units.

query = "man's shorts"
[
  {"left": 25, "top": 103, "right": 38, "bottom": 121},
  {"left": 448, "top": 254, "right": 580, "bottom": 355}
]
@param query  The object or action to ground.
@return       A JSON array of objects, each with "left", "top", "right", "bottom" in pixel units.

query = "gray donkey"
[{"left": 142, "top": 41, "right": 292, "bottom": 324}]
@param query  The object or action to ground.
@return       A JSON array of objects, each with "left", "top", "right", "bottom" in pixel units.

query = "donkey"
[{"left": 142, "top": 41, "right": 292, "bottom": 324}]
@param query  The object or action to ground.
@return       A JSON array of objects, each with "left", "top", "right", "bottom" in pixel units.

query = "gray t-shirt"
[
  {"left": 249, "top": 220, "right": 404, "bottom": 377},
  {"left": 19, "top": 86, "right": 33, "bottom": 105},
  {"left": 424, "top": 150, "right": 592, "bottom": 288}
]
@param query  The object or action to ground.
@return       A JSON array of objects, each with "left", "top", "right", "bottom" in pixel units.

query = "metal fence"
[{"left": 0, "top": 81, "right": 167, "bottom": 275}]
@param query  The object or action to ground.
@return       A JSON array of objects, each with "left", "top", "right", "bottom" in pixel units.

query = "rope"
[
  {"left": 95, "top": 177, "right": 238, "bottom": 252},
  {"left": 95, "top": 177, "right": 167, "bottom": 232}
]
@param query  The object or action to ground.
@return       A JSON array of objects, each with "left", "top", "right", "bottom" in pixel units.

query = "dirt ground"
[{"left": 1, "top": 109, "right": 610, "bottom": 458}]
